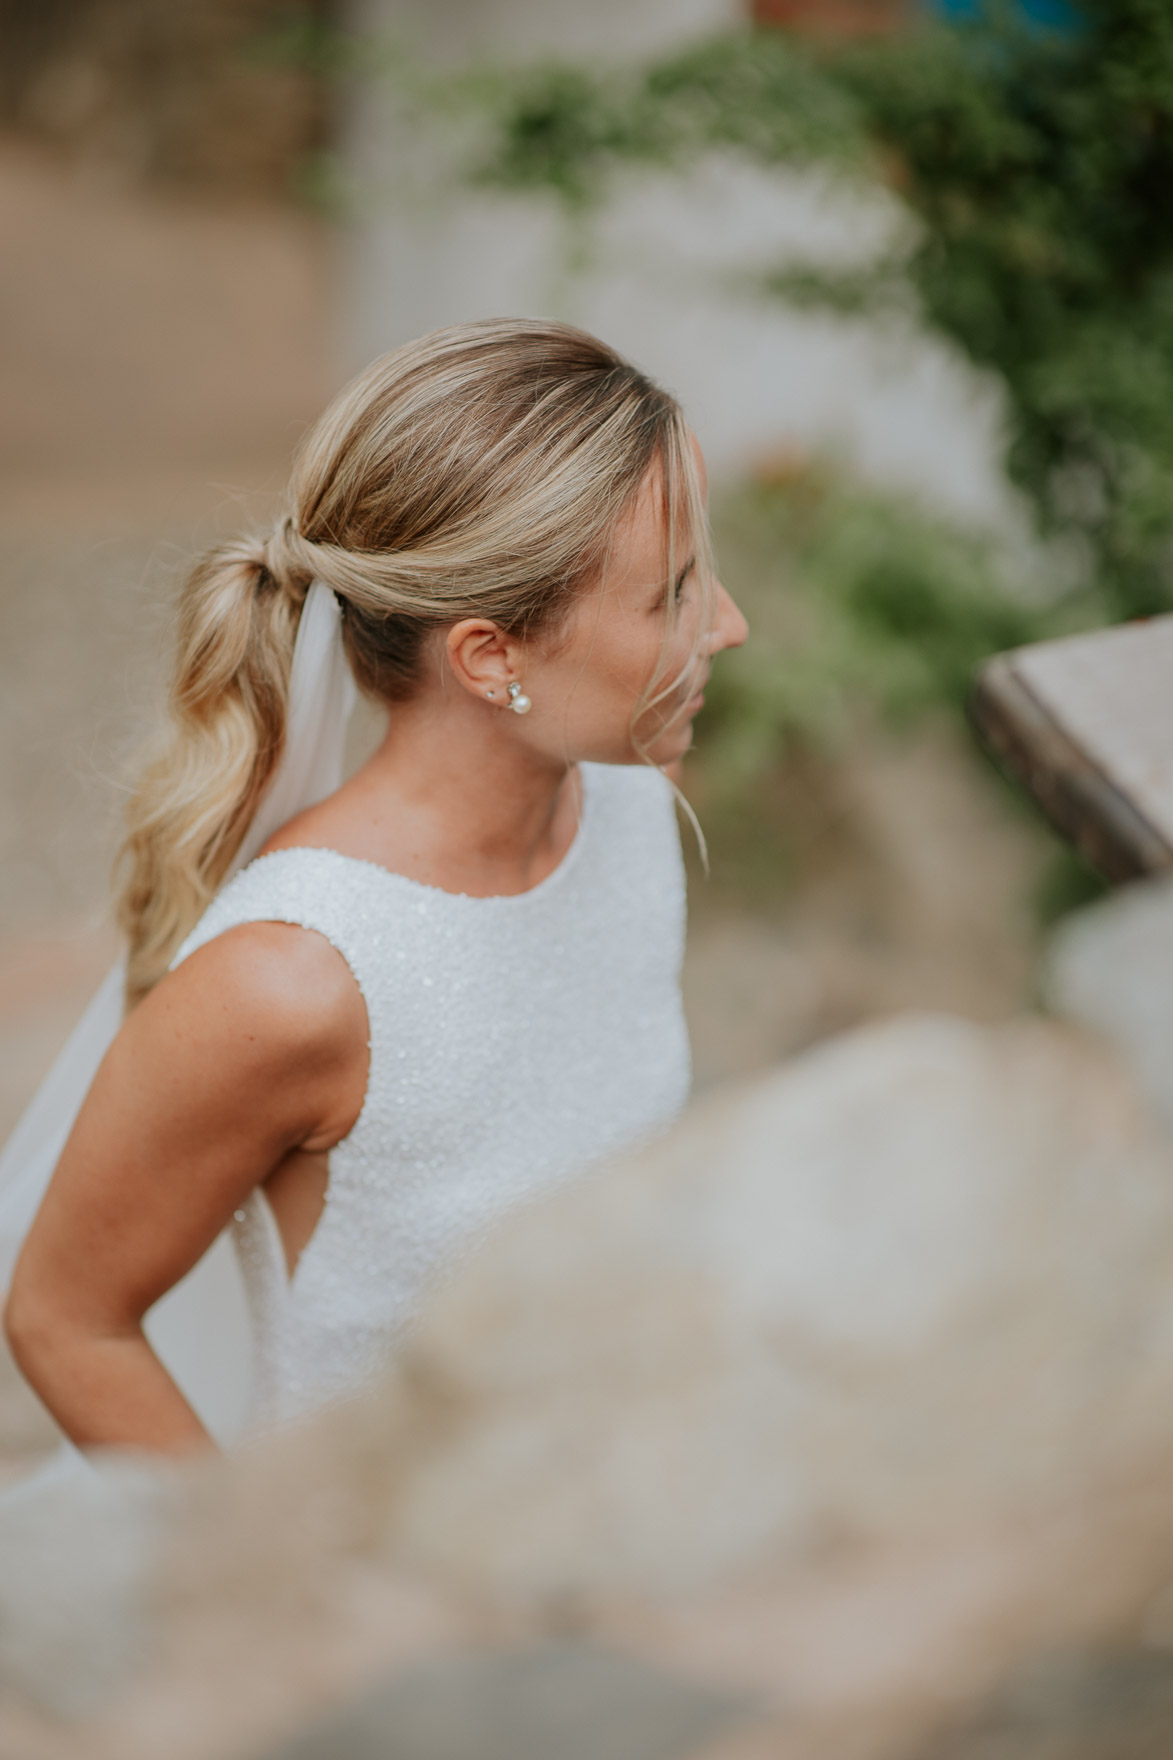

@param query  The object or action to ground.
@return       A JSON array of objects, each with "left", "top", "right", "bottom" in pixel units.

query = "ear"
[{"left": 445, "top": 618, "right": 523, "bottom": 702}]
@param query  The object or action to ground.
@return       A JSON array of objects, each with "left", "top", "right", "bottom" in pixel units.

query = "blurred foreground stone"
[
  {"left": 0, "top": 1445, "right": 178, "bottom": 1717},
  {"left": 376, "top": 1014, "right": 1173, "bottom": 1593},
  {"left": 258, "top": 1641, "right": 752, "bottom": 1760},
  {"left": 1046, "top": 873, "right": 1173, "bottom": 1136},
  {"left": 911, "top": 1647, "right": 1173, "bottom": 1760},
  {"left": 10, "top": 1007, "right": 1173, "bottom": 1757}
]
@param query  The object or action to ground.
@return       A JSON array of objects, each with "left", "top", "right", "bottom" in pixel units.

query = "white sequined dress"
[{"left": 171, "top": 760, "right": 690, "bottom": 1431}]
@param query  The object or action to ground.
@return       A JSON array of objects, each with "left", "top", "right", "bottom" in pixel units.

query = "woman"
[{"left": 2, "top": 318, "right": 747, "bottom": 1457}]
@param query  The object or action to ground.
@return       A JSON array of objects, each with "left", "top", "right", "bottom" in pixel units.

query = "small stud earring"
[
  {"left": 486, "top": 689, "right": 496, "bottom": 699},
  {"left": 508, "top": 681, "right": 532, "bottom": 716}
]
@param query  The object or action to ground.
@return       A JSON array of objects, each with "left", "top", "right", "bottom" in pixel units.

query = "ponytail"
[{"left": 116, "top": 537, "right": 306, "bottom": 1005}]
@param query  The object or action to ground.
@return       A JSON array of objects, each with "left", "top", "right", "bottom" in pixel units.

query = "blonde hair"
[{"left": 116, "top": 318, "right": 712, "bottom": 1004}]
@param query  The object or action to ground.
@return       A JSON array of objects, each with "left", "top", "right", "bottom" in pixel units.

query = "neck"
[{"left": 343, "top": 687, "right": 579, "bottom": 895}]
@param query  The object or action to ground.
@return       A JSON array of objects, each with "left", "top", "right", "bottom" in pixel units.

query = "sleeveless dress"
[{"left": 171, "top": 760, "right": 691, "bottom": 1432}]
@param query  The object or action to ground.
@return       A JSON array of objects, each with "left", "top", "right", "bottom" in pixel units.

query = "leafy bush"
[
  {"left": 691, "top": 463, "right": 1099, "bottom": 917},
  {"left": 700, "top": 465, "right": 1045, "bottom": 786},
  {"left": 474, "top": 2, "right": 1173, "bottom": 622}
]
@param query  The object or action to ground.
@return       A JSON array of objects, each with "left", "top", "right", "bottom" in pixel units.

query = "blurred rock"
[
  {"left": 259, "top": 1642, "right": 753, "bottom": 1760},
  {"left": 1045, "top": 874, "right": 1173, "bottom": 1136},
  {"left": 11, "top": 1014, "right": 1173, "bottom": 1757},
  {"left": 912, "top": 1647, "right": 1173, "bottom": 1760},
  {"left": 375, "top": 1013, "right": 1173, "bottom": 1595},
  {"left": 0, "top": 1445, "right": 177, "bottom": 1717}
]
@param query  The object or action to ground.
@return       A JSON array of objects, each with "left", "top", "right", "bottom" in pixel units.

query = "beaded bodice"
[{"left": 171, "top": 761, "right": 690, "bottom": 1430}]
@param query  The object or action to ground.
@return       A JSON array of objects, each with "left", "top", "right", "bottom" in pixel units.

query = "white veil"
[{"left": 0, "top": 582, "right": 356, "bottom": 1447}]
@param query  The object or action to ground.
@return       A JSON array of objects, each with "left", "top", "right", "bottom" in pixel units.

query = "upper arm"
[{"left": 9, "top": 922, "right": 369, "bottom": 1332}]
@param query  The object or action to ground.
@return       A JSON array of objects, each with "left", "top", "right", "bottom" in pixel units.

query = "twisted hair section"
[
  {"left": 116, "top": 539, "right": 304, "bottom": 1002},
  {"left": 116, "top": 318, "right": 711, "bottom": 1003}
]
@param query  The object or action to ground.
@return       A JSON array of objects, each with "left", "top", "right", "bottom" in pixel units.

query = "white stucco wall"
[{"left": 343, "top": 0, "right": 1018, "bottom": 530}]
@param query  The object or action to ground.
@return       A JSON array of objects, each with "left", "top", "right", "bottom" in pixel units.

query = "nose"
[{"left": 708, "top": 580, "right": 749, "bottom": 655}]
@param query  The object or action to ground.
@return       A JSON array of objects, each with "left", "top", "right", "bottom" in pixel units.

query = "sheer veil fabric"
[{"left": 0, "top": 583, "right": 356, "bottom": 1449}]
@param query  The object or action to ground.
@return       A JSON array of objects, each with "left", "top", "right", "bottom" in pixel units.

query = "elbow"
[
  {"left": 5, "top": 1278, "right": 42, "bottom": 1374},
  {"left": 4, "top": 1265, "right": 70, "bottom": 1382},
  {"left": 6, "top": 1259, "right": 140, "bottom": 1384}
]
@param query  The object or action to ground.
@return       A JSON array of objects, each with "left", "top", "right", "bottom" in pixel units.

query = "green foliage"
[
  {"left": 473, "top": 2, "right": 1173, "bottom": 620},
  {"left": 1032, "top": 840, "right": 1110, "bottom": 926},
  {"left": 689, "top": 466, "right": 1099, "bottom": 917},
  {"left": 242, "top": 10, "right": 348, "bottom": 76},
  {"left": 835, "top": 1, "right": 1173, "bottom": 617},
  {"left": 696, "top": 465, "right": 1055, "bottom": 792},
  {"left": 473, "top": 33, "right": 863, "bottom": 204}
]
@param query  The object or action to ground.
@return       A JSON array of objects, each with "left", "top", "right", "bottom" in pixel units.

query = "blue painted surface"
[{"left": 928, "top": 0, "right": 1081, "bottom": 29}]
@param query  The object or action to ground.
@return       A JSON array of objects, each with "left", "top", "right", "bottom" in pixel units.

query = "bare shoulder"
[
  {"left": 139, "top": 921, "right": 368, "bottom": 1077},
  {"left": 103, "top": 922, "right": 369, "bottom": 1153}
]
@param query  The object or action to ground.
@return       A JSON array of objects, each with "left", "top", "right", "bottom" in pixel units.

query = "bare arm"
[{"left": 4, "top": 924, "right": 368, "bottom": 1457}]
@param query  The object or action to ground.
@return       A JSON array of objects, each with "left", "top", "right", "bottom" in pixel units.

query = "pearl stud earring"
[{"left": 508, "top": 681, "right": 532, "bottom": 715}]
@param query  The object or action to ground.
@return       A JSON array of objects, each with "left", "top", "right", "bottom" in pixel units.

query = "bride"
[{"left": 1, "top": 318, "right": 747, "bottom": 1458}]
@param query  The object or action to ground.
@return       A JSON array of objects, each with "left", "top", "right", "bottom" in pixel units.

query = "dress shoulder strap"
[{"left": 170, "top": 847, "right": 386, "bottom": 1009}]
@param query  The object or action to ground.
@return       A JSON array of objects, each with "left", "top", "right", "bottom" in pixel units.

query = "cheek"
[
  {"left": 618, "top": 609, "right": 699, "bottom": 717},
  {"left": 670, "top": 607, "right": 700, "bottom": 668},
  {"left": 656, "top": 600, "right": 703, "bottom": 690},
  {"left": 589, "top": 610, "right": 665, "bottom": 699},
  {"left": 552, "top": 589, "right": 679, "bottom": 721}
]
